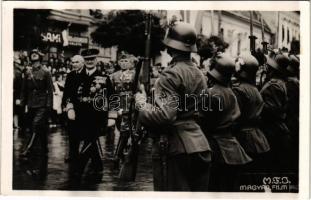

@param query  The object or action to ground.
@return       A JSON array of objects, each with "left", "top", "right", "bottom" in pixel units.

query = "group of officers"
[{"left": 18, "top": 21, "right": 299, "bottom": 191}]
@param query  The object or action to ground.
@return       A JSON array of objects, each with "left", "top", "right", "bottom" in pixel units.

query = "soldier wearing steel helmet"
[
  {"left": 232, "top": 53, "right": 270, "bottom": 183},
  {"left": 285, "top": 54, "right": 299, "bottom": 176},
  {"left": 260, "top": 53, "right": 292, "bottom": 173},
  {"left": 199, "top": 52, "right": 252, "bottom": 191},
  {"left": 135, "top": 22, "right": 212, "bottom": 191}
]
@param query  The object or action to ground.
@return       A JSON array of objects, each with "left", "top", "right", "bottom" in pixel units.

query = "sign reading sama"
[{"left": 41, "top": 32, "right": 62, "bottom": 43}]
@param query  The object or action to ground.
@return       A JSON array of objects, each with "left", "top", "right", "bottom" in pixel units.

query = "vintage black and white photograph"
[{"left": 2, "top": 2, "right": 308, "bottom": 196}]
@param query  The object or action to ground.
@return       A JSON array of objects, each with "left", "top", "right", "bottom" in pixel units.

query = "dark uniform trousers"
[
  {"left": 72, "top": 68, "right": 113, "bottom": 174},
  {"left": 62, "top": 70, "right": 84, "bottom": 161},
  {"left": 26, "top": 107, "right": 49, "bottom": 153},
  {"left": 260, "top": 77, "right": 293, "bottom": 173},
  {"left": 138, "top": 57, "right": 212, "bottom": 191},
  {"left": 20, "top": 65, "right": 53, "bottom": 154},
  {"left": 200, "top": 84, "right": 252, "bottom": 192}
]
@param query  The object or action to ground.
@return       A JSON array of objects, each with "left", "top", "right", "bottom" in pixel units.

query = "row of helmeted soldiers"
[{"left": 134, "top": 22, "right": 299, "bottom": 192}]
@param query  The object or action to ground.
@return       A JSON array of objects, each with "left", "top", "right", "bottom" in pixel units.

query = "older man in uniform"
[
  {"left": 135, "top": 22, "right": 212, "bottom": 191},
  {"left": 72, "top": 49, "right": 116, "bottom": 175},
  {"left": 62, "top": 55, "right": 85, "bottom": 163},
  {"left": 20, "top": 49, "right": 53, "bottom": 157}
]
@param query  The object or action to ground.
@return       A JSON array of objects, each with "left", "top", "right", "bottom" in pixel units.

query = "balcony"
[{"left": 47, "top": 10, "right": 94, "bottom": 26}]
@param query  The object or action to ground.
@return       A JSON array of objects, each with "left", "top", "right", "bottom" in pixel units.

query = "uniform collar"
[
  {"left": 170, "top": 55, "right": 191, "bottom": 64},
  {"left": 32, "top": 64, "right": 41, "bottom": 71},
  {"left": 86, "top": 67, "right": 96, "bottom": 76},
  {"left": 76, "top": 67, "right": 84, "bottom": 74}
]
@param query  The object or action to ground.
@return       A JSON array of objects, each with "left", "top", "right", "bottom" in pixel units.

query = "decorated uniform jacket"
[
  {"left": 110, "top": 69, "right": 135, "bottom": 114},
  {"left": 74, "top": 67, "right": 115, "bottom": 137}
]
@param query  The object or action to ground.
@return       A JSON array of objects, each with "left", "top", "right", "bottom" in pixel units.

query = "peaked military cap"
[
  {"left": 30, "top": 49, "right": 44, "bottom": 57},
  {"left": 81, "top": 48, "right": 99, "bottom": 59}
]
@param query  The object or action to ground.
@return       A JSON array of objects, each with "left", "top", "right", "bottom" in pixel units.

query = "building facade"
[
  {"left": 14, "top": 9, "right": 117, "bottom": 65},
  {"left": 166, "top": 10, "right": 300, "bottom": 57}
]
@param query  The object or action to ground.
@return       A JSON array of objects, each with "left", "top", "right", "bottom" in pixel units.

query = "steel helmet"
[
  {"left": 163, "top": 22, "right": 197, "bottom": 52},
  {"left": 287, "top": 54, "right": 299, "bottom": 75},
  {"left": 235, "top": 53, "right": 259, "bottom": 83},
  {"left": 207, "top": 53, "right": 235, "bottom": 86},
  {"left": 265, "top": 53, "right": 289, "bottom": 75}
]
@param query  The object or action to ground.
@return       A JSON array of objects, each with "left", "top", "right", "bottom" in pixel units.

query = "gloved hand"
[
  {"left": 67, "top": 109, "right": 76, "bottom": 120},
  {"left": 135, "top": 84, "right": 147, "bottom": 110},
  {"left": 117, "top": 109, "right": 123, "bottom": 117},
  {"left": 108, "top": 119, "right": 116, "bottom": 127}
]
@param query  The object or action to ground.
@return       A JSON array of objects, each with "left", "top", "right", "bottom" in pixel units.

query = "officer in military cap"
[
  {"left": 62, "top": 55, "right": 85, "bottom": 163},
  {"left": 20, "top": 49, "right": 53, "bottom": 157},
  {"left": 199, "top": 52, "right": 252, "bottom": 191},
  {"left": 72, "top": 48, "right": 115, "bottom": 175},
  {"left": 135, "top": 22, "right": 212, "bottom": 191},
  {"left": 232, "top": 53, "right": 270, "bottom": 184},
  {"left": 260, "top": 53, "right": 292, "bottom": 173},
  {"left": 110, "top": 52, "right": 137, "bottom": 166}
]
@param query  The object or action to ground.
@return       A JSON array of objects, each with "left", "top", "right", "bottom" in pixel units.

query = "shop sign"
[
  {"left": 68, "top": 36, "right": 89, "bottom": 47},
  {"left": 41, "top": 32, "right": 62, "bottom": 44}
]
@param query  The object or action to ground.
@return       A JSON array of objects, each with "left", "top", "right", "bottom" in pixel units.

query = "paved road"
[
  {"left": 13, "top": 126, "right": 153, "bottom": 191},
  {"left": 13, "top": 126, "right": 298, "bottom": 192}
]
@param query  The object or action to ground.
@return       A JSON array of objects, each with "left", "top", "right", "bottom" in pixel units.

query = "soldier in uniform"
[
  {"left": 135, "top": 22, "right": 212, "bottom": 191},
  {"left": 260, "top": 53, "right": 292, "bottom": 173},
  {"left": 110, "top": 52, "right": 137, "bottom": 165},
  {"left": 72, "top": 49, "right": 115, "bottom": 175},
  {"left": 20, "top": 49, "right": 53, "bottom": 157},
  {"left": 200, "top": 53, "right": 252, "bottom": 192},
  {"left": 232, "top": 54, "right": 270, "bottom": 185},
  {"left": 62, "top": 55, "right": 85, "bottom": 163},
  {"left": 285, "top": 54, "right": 299, "bottom": 174}
]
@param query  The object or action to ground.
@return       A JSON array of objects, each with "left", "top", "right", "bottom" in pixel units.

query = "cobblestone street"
[{"left": 13, "top": 126, "right": 154, "bottom": 191}]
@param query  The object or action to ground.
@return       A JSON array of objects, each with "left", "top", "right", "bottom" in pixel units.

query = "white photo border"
[{"left": 1, "top": 1, "right": 310, "bottom": 199}]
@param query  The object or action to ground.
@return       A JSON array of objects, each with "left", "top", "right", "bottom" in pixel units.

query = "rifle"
[
  {"left": 249, "top": 11, "right": 257, "bottom": 56},
  {"left": 260, "top": 13, "right": 269, "bottom": 55},
  {"left": 258, "top": 13, "right": 269, "bottom": 89},
  {"left": 118, "top": 11, "right": 152, "bottom": 181}
]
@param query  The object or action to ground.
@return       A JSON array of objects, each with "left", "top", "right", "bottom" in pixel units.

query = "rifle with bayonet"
[
  {"left": 258, "top": 13, "right": 268, "bottom": 89},
  {"left": 249, "top": 11, "right": 257, "bottom": 56},
  {"left": 118, "top": 11, "right": 152, "bottom": 181}
]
